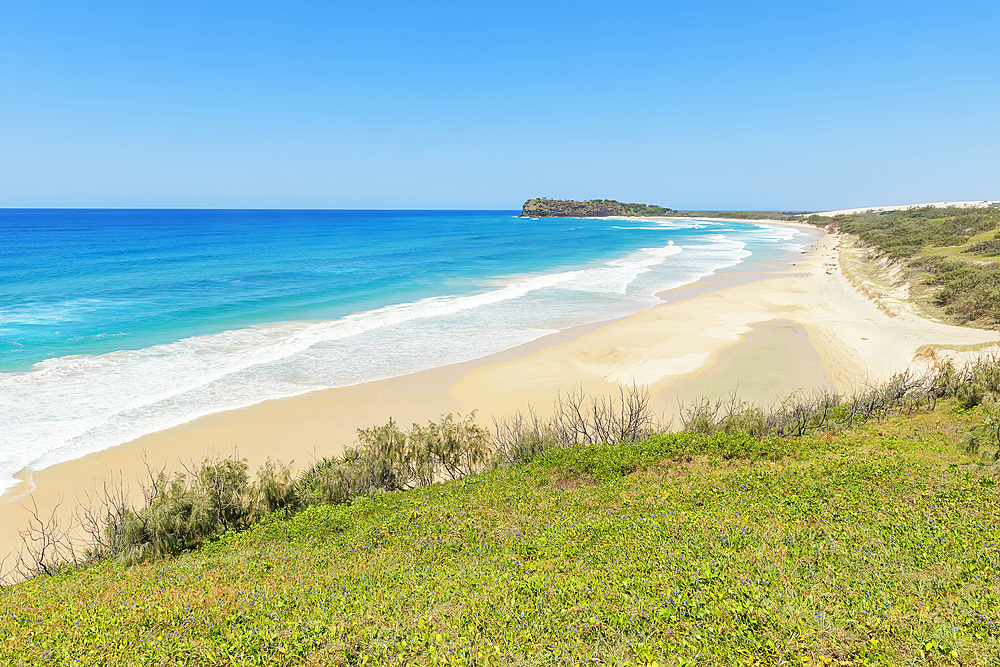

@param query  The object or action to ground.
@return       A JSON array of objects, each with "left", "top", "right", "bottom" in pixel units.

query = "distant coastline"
[{"left": 521, "top": 197, "right": 809, "bottom": 220}]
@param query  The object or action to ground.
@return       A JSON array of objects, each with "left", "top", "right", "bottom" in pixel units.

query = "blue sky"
[{"left": 1, "top": 0, "right": 997, "bottom": 209}]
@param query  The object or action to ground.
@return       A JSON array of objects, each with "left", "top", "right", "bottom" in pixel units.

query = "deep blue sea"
[{"left": 0, "top": 209, "right": 814, "bottom": 493}]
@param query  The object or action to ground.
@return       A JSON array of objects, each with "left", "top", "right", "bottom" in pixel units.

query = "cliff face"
[{"left": 521, "top": 198, "right": 676, "bottom": 217}]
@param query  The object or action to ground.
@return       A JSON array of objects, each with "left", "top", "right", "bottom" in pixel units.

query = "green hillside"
[{"left": 2, "top": 392, "right": 1000, "bottom": 665}]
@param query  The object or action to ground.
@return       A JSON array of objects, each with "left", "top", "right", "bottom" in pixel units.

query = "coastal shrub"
[
  {"left": 294, "top": 412, "right": 493, "bottom": 506},
  {"left": 108, "top": 471, "right": 217, "bottom": 563},
  {"left": 680, "top": 394, "right": 767, "bottom": 437},
  {"left": 489, "top": 385, "right": 661, "bottom": 466},
  {"left": 10, "top": 365, "right": 1000, "bottom": 582},
  {"left": 919, "top": 257, "right": 1000, "bottom": 323},
  {"left": 681, "top": 390, "right": 843, "bottom": 438},
  {"left": 349, "top": 413, "right": 491, "bottom": 492},
  {"left": 295, "top": 393, "right": 658, "bottom": 513},
  {"left": 298, "top": 456, "right": 355, "bottom": 504},
  {"left": 196, "top": 456, "right": 254, "bottom": 532},
  {"left": 10, "top": 394, "right": 660, "bottom": 578},
  {"left": 255, "top": 458, "right": 301, "bottom": 514},
  {"left": 355, "top": 418, "right": 421, "bottom": 491},
  {"left": 414, "top": 411, "right": 490, "bottom": 481},
  {"left": 963, "top": 238, "right": 1000, "bottom": 256},
  {"left": 831, "top": 206, "right": 1000, "bottom": 324},
  {"left": 490, "top": 408, "right": 559, "bottom": 466},
  {"left": 64, "top": 362, "right": 1000, "bottom": 572},
  {"left": 768, "top": 391, "right": 845, "bottom": 435},
  {"left": 680, "top": 369, "right": 952, "bottom": 439},
  {"left": 9, "top": 498, "right": 80, "bottom": 580},
  {"left": 936, "top": 354, "right": 1000, "bottom": 408},
  {"left": 964, "top": 395, "right": 1000, "bottom": 461},
  {"left": 550, "top": 385, "right": 659, "bottom": 446},
  {"left": 957, "top": 381, "right": 988, "bottom": 410},
  {"left": 97, "top": 455, "right": 305, "bottom": 565}
]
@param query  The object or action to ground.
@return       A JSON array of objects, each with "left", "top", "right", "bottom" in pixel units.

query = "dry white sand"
[{"left": 814, "top": 201, "right": 999, "bottom": 217}]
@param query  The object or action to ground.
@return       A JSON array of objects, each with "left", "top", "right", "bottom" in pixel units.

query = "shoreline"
[
  {"left": 4, "top": 219, "right": 1000, "bottom": 563},
  {"left": 0, "top": 217, "right": 810, "bottom": 489},
  {"left": 0, "top": 214, "right": 796, "bottom": 491}
]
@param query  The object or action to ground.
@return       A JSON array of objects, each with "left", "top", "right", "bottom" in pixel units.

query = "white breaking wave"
[{"left": 0, "top": 229, "right": 798, "bottom": 493}]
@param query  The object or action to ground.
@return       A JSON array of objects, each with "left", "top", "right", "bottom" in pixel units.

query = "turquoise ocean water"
[{"left": 0, "top": 209, "right": 814, "bottom": 493}]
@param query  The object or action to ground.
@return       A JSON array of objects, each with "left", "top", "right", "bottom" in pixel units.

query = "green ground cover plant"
[{"left": 2, "top": 408, "right": 999, "bottom": 666}]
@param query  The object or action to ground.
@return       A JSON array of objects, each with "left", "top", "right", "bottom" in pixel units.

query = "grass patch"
[{"left": 916, "top": 342, "right": 1000, "bottom": 356}]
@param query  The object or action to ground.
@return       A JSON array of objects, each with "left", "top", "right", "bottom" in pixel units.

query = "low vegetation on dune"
[
  {"left": 3, "top": 356, "right": 1000, "bottom": 665},
  {"left": 670, "top": 210, "right": 807, "bottom": 221},
  {"left": 816, "top": 208, "right": 1000, "bottom": 260},
  {"left": 806, "top": 206, "right": 1000, "bottom": 326},
  {"left": 962, "top": 235, "right": 1000, "bottom": 258}
]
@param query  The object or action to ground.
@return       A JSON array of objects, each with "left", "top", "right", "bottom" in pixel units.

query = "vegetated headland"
[
  {"left": 4, "top": 199, "right": 1000, "bottom": 666},
  {"left": 521, "top": 197, "right": 808, "bottom": 220},
  {"left": 522, "top": 198, "right": 679, "bottom": 218}
]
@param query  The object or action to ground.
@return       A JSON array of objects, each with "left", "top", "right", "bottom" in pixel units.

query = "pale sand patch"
[
  {"left": 814, "top": 201, "right": 999, "bottom": 217},
  {"left": 665, "top": 319, "right": 832, "bottom": 419},
  {"left": 602, "top": 352, "right": 712, "bottom": 386},
  {"left": 3, "top": 222, "right": 1000, "bottom": 566}
]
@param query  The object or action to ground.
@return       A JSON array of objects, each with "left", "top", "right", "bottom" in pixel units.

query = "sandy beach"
[{"left": 3, "top": 220, "right": 1000, "bottom": 565}]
